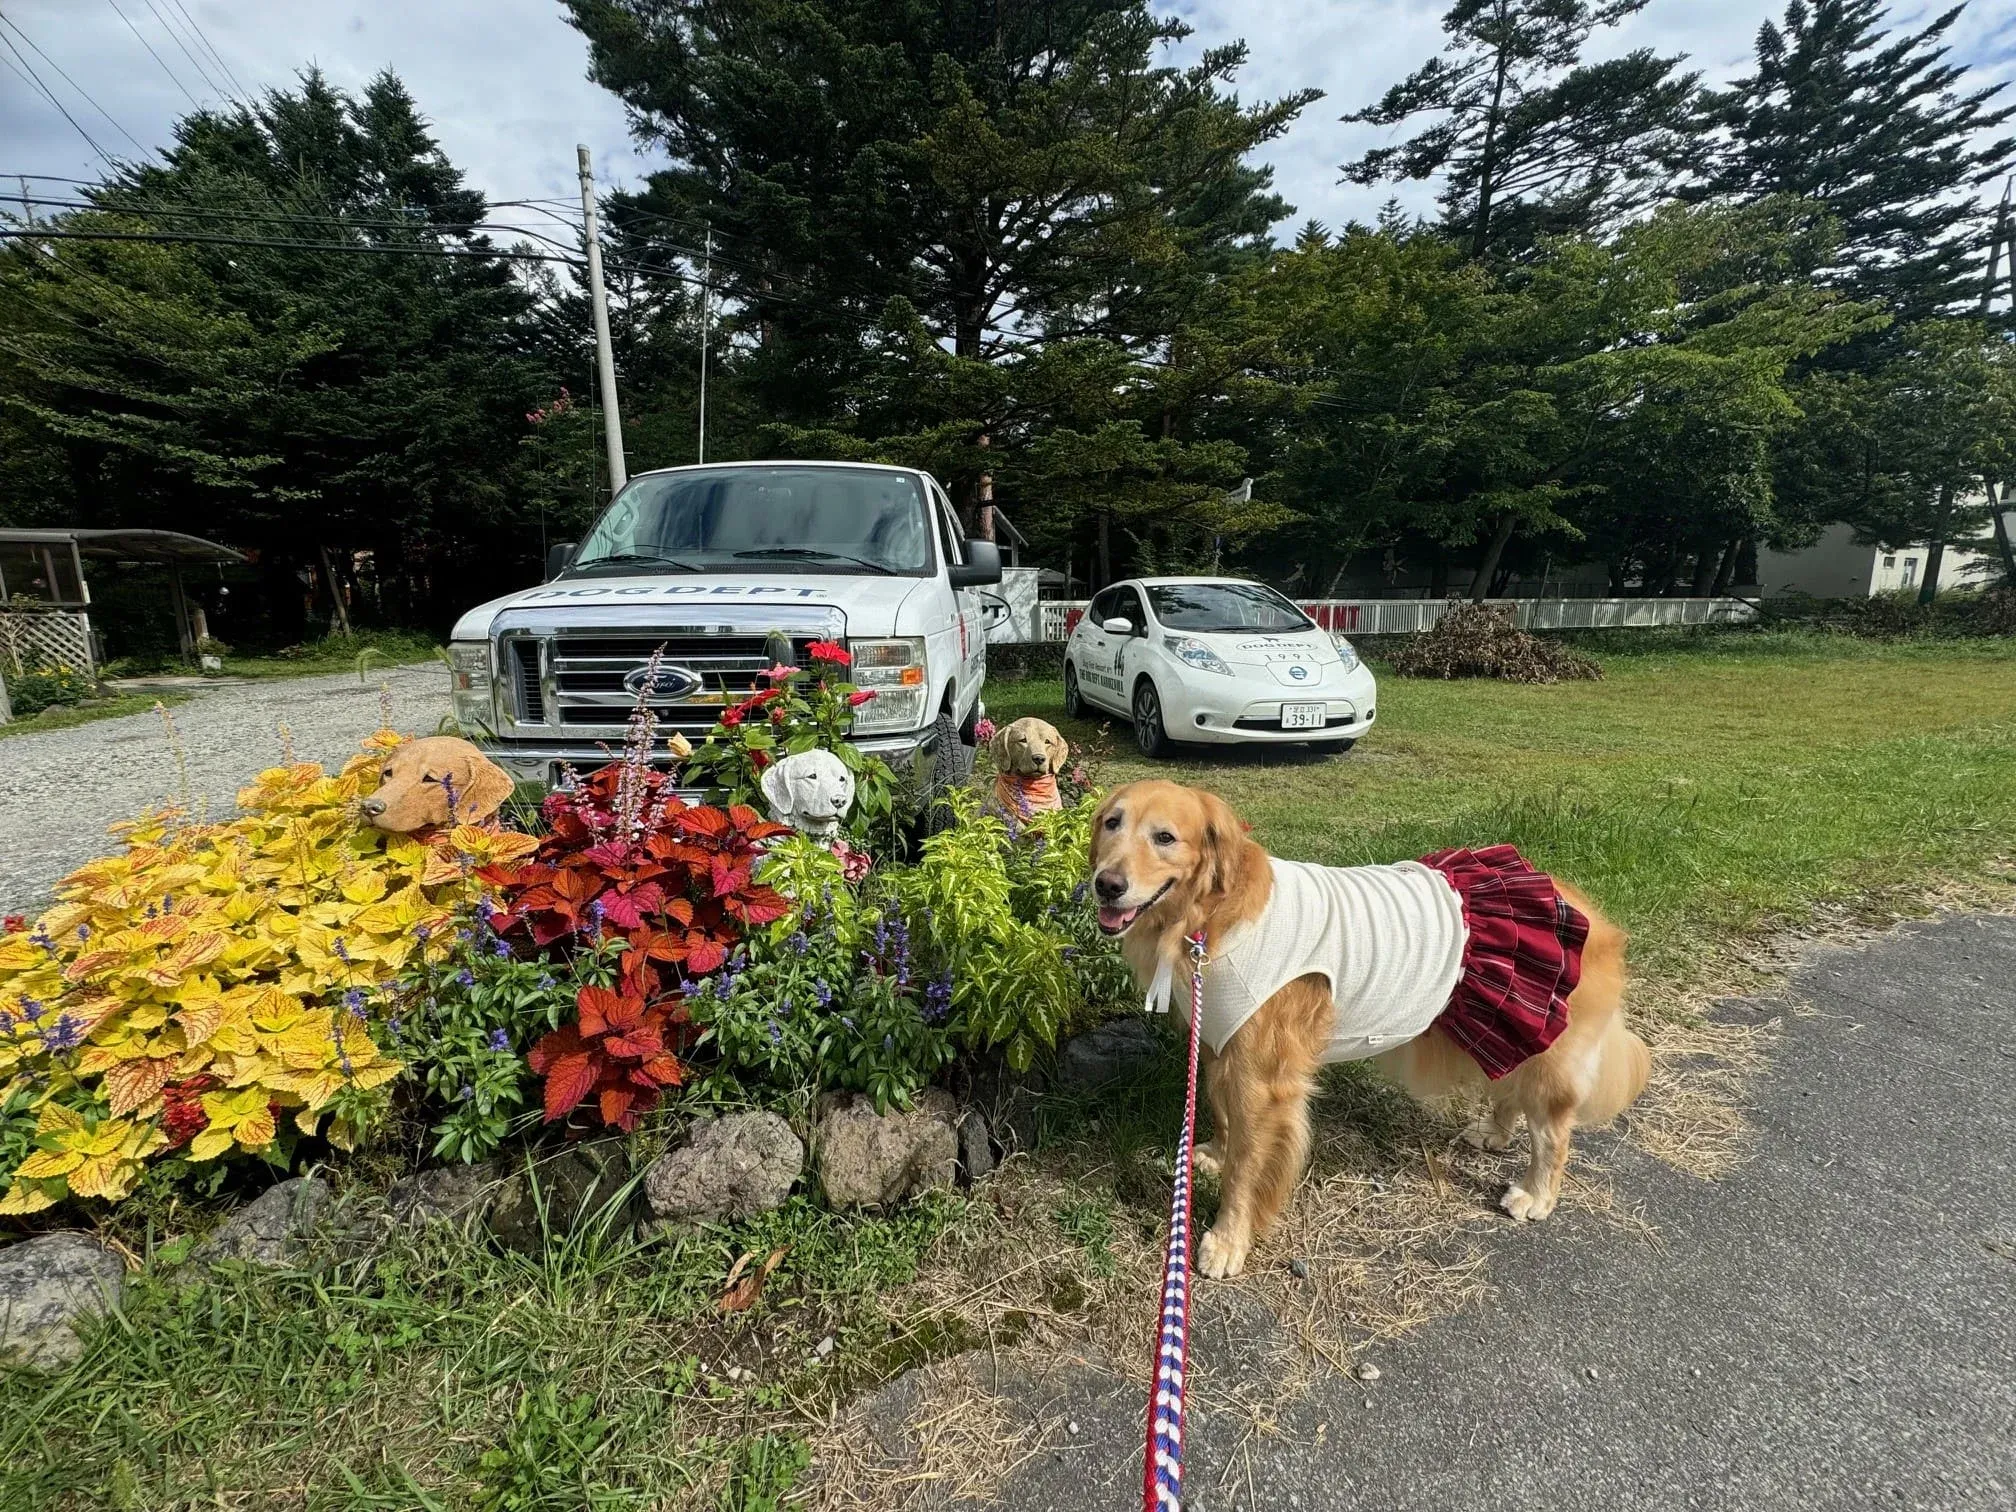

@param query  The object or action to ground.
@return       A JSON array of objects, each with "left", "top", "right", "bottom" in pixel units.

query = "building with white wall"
[{"left": 1753, "top": 519, "right": 2004, "bottom": 599}]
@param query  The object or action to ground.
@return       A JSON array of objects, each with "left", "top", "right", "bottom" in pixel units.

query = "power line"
[
  {"left": 167, "top": 0, "right": 251, "bottom": 100},
  {"left": 104, "top": 0, "right": 200, "bottom": 110},
  {"left": 0, "top": 16, "right": 151, "bottom": 160},
  {"left": 140, "top": 0, "right": 230, "bottom": 104},
  {"left": 0, "top": 32, "right": 120, "bottom": 172}
]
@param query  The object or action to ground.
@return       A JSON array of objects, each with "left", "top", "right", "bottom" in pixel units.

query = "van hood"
[{"left": 450, "top": 572, "right": 927, "bottom": 641}]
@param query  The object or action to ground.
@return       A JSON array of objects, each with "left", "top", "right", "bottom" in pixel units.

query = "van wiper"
[
  {"left": 571, "top": 552, "right": 701, "bottom": 572},
  {"left": 734, "top": 547, "right": 893, "bottom": 575}
]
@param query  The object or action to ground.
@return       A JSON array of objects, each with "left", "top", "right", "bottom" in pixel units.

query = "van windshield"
[
  {"left": 1147, "top": 582, "right": 1311, "bottom": 634},
  {"left": 569, "top": 467, "right": 934, "bottom": 576}
]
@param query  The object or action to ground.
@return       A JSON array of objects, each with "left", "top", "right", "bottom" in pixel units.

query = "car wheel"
[
  {"left": 1133, "top": 679, "right": 1171, "bottom": 758},
  {"left": 1309, "top": 739, "right": 1355, "bottom": 755},
  {"left": 916, "top": 708, "right": 972, "bottom": 837},
  {"left": 1063, "top": 662, "right": 1084, "bottom": 719}
]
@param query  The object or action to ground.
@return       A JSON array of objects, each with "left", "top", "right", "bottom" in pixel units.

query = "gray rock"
[
  {"left": 488, "top": 1139, "right": 635, "bottom": 1253},
  {"left": 643, "top": 1111, "right": 803, "bottom": 1223},
  {"left": 815, "top": 1089, "right": 960, "bottom": 1210},
  {"left": 386, "top": 1161, "right": 504, "bottom": 1229},
  {"left": 194, "top": 1177, "right": 331, "bottom": 1267},
  {"left": 0, "top": 1232, "right": 126, "bottom": 1369},
  {"left": 1056, "top": 1017, "right": 1163, "bottom": 1090},
  {"left": 958, "top": 1107, "right": 996, "bottom": 1183}
]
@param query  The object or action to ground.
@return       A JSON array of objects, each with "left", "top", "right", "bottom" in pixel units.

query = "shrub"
[
  {"left": 1388, "top": 602, "right": 1603, "bottom": 683},
  {"left": 681, "top": 639, "right": 903, "bottom": 844},
  {"left": 0, "top": 736, "right": 490, "bottom": 1212},
  {"left": 5, "top": 661, "right": 94, "bottom": 715},
  {"left": 1758, "top": 587, "right": 2016, "bottom": 639}
]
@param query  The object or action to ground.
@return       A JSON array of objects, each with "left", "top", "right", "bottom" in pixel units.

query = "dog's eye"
[
  {"left": 1153, "top": 830, "right": 1177, "bottom": 847},
  {"left": 1103, "top": 813, "right": 1122, "bottom": 831}
]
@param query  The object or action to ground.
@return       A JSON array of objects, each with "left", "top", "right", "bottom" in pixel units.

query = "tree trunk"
[
  {"left": 1918, "top": 483, "right": 1954, "bottom": 604},
  {"left": 1689, "top": 548, "right": 1717, "bottom": 597},
  {"left": 1709, "top": 537, "right": 1743, "bottom": 597},
  {"left": 1468, "top": 45, "right": 1514, "bottom": 260},
  {"left": 1097, "top": 510, "right": 1112, "bottom": 589},
  {"left": 1429, "top": 547, "right": 1449, "bottom": 599},
  {"left": 316, "top": 543, "right": 353, "bottom": 637},
  {"left": 1607, "top": 558, "right": 1628, "bottom": 596},
  {"left": 1468, "top": 513, "right": 1516, "bottom": 602}
]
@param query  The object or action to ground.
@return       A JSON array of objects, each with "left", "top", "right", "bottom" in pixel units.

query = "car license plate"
[{"left": 1280, "top": 702, "right": 1327, "bottom": 730}]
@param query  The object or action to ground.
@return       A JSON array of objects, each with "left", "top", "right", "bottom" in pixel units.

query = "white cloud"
[{"left": 1, "top": 0, "right": 2011, "bottom": 231}]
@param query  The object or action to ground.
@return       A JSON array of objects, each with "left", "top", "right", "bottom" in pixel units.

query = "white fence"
[
  {"left": 1034, "top": 596, "right": 1756, "bottom": 643},
  {"left": 0, "top": 608, "right": 95, "bottom": 674}
]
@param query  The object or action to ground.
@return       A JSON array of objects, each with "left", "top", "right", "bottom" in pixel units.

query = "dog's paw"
[
  {"left": 1461, "top": 1115, "right": 1515, "bottom": 1152},
  {"left": 1197, "top": 1226, "right": 1249, "bottom": 1279},
  {"left": 1499, "top": 1184, "right": 1557, "bottom": 1222},
  {"left": 1192, "top": 1140, "right": 1222, "bottom": 1178}
]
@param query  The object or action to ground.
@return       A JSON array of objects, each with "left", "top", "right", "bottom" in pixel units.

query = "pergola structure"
[{"left": 0, "top": 527, "right": 248, "bottom": 667}]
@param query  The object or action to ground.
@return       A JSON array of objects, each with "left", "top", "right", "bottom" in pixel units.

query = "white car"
[{"left": 1063, "top": 577, "right": 1376, "bottom": 757}]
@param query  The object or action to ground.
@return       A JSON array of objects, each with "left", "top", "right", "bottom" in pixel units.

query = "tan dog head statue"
[
  {"left": 990, "top": 717, "right": 1069, "bottom": 778},
  {"left": 360, "top": 736, "right": 515, "bottom": 833}
]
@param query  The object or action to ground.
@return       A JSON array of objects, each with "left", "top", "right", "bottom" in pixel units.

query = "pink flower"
[
  {"left": 1070, "top": 764, "right": 1090, "bottom": 787},
  {"left": 973, "top": 717, "right": 997, "bottom": 743},
  {"left": 847, "top": 689, "right": 876, "bottom": 707},
  {"left": 760, "top": 663, "right": 796, "bottom": 683},
  {"left": 830, "top": 840, "right": 872, "bottom": 883}
]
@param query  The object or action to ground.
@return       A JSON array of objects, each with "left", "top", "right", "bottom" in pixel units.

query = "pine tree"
[
  {"left": 1342, "top": 0, "right": 1697, "bottom": 259},
  {"left": 1704, "top": 1, "right": 2016, "bottom": 320}
]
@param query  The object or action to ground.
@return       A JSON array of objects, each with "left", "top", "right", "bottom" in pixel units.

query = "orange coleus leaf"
[
  {"left": 684, "top": 937, "right": 729, "bottom": 974},
  {"left": 103, "top": 1056, "right": 176, "bottom": 1117},
  {"left": 598, "top": 1086, "right": 636, "bottom": 1129},
  {"left": 674, "top": 807, "right": 730, "bottom": 839},
  {"left": 540, "top": 1050, "right": 599, "bottom": 1122}
]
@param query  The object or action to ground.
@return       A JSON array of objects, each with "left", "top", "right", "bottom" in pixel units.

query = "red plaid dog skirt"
[{"left": 1419, "top": 844, "right": 1588, "bottom": 1079}]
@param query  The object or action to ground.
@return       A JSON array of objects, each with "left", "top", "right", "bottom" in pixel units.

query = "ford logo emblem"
[
  {"left": 1289, "top": 664, "right": 1309, "bottom": 680},
  {"left": 623, "top": 664, "right": 703, "bottom": 700}
]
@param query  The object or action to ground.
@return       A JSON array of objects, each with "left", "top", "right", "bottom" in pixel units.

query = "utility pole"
[
  {"left": 577, "top": 144, "right": 627, "bottom": 494},
  {"left": 697, "top": 225, "right": 712, "bottom": 464}
]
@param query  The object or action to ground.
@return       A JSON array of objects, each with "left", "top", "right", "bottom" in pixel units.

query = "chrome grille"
[
  {"left": 510, "top": 632, "right": 816, "bottom": 737},
  {"left": 510, "top": 640, "right": 545, "bottom": 723}
]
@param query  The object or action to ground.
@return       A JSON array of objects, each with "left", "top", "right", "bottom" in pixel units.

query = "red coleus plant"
[
  {"left": 527, "top": 984, "right": 685, "bottom": 1130},
  {"left": 484, "top": 762, "right": 792, "bottom": 997}
]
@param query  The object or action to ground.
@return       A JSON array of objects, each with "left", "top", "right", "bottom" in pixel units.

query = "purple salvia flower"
[
  {"left": 487, "top": 1028, "right": 510, "bottom": 1052},
  {"left": 333, "top": 938, "right": 350, "bottom": 963},
  {"left": 43, "top": 1014, "right": 83, "bottom": 1052},
  {"left": 455, "top": 969, "right": 476, "bottom": 988},
  {"left": 491, "top": 936, "right": 513, "bottom": 959}
]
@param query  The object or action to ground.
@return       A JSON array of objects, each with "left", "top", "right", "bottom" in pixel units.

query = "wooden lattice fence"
[{"left": 0, "top": 609, "right": 96, "bottom": 675}]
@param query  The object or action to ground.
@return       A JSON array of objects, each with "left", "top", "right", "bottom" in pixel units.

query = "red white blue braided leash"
[{"left": 1143, "top": 930, "right": 1208, "bottom": 1512}]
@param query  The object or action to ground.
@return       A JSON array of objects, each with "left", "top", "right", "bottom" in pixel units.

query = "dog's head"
[
  {"left": 1087, "top": 779, "right": 1251, "bottom": 938},
  {"left": 990, "top": 716, "right": 1069, "bottom": 777},
  {"left": 360, "top": 736, "right": 514, "bottom": 832},
  {"left": 760, "top": 748, "right": 856, "bottom": 836}
]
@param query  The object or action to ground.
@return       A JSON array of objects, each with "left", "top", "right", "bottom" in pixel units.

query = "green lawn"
[
  {"left": 990, "top": 630, "right": 2016, "bottom": 1000},
  {"left": 0, "top": 694, "right": 186, "bottom": 742},
  {"left": 5, "top": 631, "right": 2014, "bottom": 1510}
]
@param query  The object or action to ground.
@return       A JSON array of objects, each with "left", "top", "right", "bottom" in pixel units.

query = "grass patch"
[
  {"left": 991, "top": 629, "right": 2016, "bottom": 999},
  {"left": 219, "top": 629, "right": 443, "bottom": 681},
  {"left": 0, "top": 694, "right": 187, "bottom": 741}
]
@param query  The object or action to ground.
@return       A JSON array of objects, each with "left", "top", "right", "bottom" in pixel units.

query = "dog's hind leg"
[
  {"left": 1461, "top": 1099, "right": 1521, "bottom": 1152},
  {"left": 1501, "top": 1092, "right": 1575, "bottom": 1221}
]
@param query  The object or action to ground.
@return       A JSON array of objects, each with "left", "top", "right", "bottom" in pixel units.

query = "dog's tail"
[{"left": 1577, "top": 1015, "right": 1650, "bottom": 1126}]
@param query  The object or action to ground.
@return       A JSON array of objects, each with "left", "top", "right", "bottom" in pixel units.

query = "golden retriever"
[
  {"left": 1089, "top": 779, "right": 1647, "bottom": 1279},
  {"left": 360, "top": 736, "right": 515, "bottom": 833}
]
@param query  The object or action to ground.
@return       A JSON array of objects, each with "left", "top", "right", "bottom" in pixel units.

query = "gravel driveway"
[{"left": 1, "top": 663, "right": 450, "bottom": 916}]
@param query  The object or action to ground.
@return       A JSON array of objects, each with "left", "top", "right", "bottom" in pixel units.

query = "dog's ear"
[
  {"left": 452, "top": 748, "right": 514, "bottom": 823},
  {"left": 1041, "top": 726, "right": 1069, "bottom": 773},
  {"left": 988, "top": 724, "right": 1012, "bottom": 768},
  {"left": 760, "top": 758, "right": 793, "bottom": 815},
  {"left": 1196, "top": 789, "right": 1250, "bottom": 899}
]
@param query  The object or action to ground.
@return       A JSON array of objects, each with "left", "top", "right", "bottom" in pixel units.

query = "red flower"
[
  {"left": 1, "top": 915, "right": 25, "bottom": 933},
  {"left": 806, "top": 639, "right": 851, "bottom": 666},
  {"left": 160, "top": 1075, "right": 219, "bottom": 1149},
  {"left": 721, "top": 707, "right": 745, "bottom": 728},
  {"left": 751, "top": 749, "right": 772, "bottom": 770},
  {"left": 847, "top": 689, "right": 876, "bottom": 707}
]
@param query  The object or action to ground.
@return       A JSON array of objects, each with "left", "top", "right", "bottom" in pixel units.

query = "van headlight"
[
  {"left": 848, "top": 636, "right": 928, "bottom": 733},
  {"left": 1164, "top": 635, "right": 1232, "bottom": 675},
  {"left": 1330, "top": 634, "right": 1360, "bottom": 673},
  {"left": 448, "top": 642, "right": 495, "bottom": 731}
]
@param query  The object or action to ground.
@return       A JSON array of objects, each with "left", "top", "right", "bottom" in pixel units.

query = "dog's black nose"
[
  {"left": 1094, "top": 869, "right": 1128, "bottom": 903},
  {"left": 360, "top": 797, "right": 385, "bottom": 818}
]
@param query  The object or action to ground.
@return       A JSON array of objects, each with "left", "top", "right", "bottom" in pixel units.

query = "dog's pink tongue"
[{"left": 1097, "top": 904, "right": 1134, "bottom": 931}]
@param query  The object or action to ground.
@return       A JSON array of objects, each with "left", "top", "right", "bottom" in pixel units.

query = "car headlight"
[
  {"left": 448, "top": 641, "right": 495, "bottom": 732},
  {"left": 848, "top": 636, "right": 929, "bottom": 733},
  {"left": 1164, "top": 635, "right": 1233, "bottom": 675},
  {"left": 1330, "top": 634, "right": 1360, "bottom": 673}
]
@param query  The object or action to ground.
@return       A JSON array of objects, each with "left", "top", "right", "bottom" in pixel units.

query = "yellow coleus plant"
[{"left": 0, "top": 732, "right": 495, "bottom": 1214}]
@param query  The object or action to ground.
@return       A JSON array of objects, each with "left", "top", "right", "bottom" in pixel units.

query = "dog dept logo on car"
[{"left": 520, "top": 583, "right": 831, "bottom": 599}]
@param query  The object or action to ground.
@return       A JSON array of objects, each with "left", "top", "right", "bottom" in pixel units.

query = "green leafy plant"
[
  {"left": 4, "top": 661, "right": 94, "bottom": 715},
  {"left": 682, "top": 640, "right": 903, "bottom": 844},
  {"left": 473, "top": 1381, "right": 630, "bottom": 1511}
]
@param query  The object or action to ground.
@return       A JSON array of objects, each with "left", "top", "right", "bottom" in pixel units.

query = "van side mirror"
[
  {"left": 545, "top": 542, "right": 577, "bottom": 581},
  {"left": 949, "top": 539, "right": 1002, "bottom": 587},
  {"left": 1102, "top": 616, "right": 1134, "bottom": 636}
]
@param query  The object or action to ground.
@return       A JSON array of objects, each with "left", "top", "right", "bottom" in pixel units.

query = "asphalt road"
[{"left": 925, "top": 913, "right": 2016, "bottom": 1511}]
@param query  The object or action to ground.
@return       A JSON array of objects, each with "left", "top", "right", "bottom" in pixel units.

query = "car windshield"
[
  {"left": 569, "top": 466, "right": 933, "bottom": 575},
  {"left": 1147, "top": 582, "right": 1311, "bottom": 634}
]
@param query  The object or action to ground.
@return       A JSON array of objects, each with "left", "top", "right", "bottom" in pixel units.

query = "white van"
[{"left": 446, "top": 461, "right": 1001, "bottom": 792}]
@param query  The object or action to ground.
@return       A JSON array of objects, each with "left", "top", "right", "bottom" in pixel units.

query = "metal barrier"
[{"left": 1034, "top": 597, "right": 1755, "bottom": 643}]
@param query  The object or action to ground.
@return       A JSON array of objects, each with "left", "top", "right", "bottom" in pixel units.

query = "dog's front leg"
[{"left": 1197, "top": 1010, "right": 1321, "bottom": 1280}]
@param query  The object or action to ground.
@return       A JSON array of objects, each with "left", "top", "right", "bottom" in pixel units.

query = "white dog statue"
[{"left": 759, "top": 748, "right": 857, "bottom": 838}]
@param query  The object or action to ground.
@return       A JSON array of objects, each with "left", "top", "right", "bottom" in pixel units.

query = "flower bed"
[{"left": 0, "top": 648, "right": 1127, "bottom": 1225}]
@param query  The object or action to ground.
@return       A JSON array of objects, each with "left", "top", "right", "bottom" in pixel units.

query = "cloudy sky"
[{"left": 3, "top": 0, "right": 2013, "bottom": 232}]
